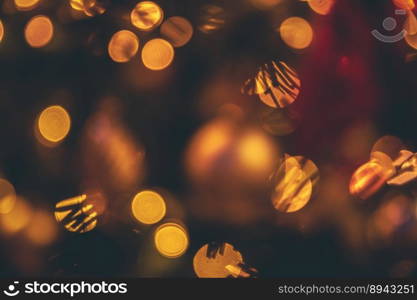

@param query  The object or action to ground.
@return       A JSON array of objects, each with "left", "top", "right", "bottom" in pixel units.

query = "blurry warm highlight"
[
  {"left": 307, "top": 0, "right": 335, "bottom": 15},
  {"left": 243, "top": 60, "right": 301, "bottom": 108},
  {"left": 279, "top": 17, "right": 313, "bottom": 50},
  {"left": 25, "top": 15, "right": 54, "bottom": 48},
  {"left": 393, "top": 0, "right": 415, "bottom": 10},
  {"left": 0, "top": 20, "right": 3, "bottom": 43},
  {"left": 131, "top": 190, "right": 166, "bottom": 225},
  {"left": 271, "top": 155, "right": 319, "bottom": 213},
  {"left": 0, "top": 197, "right": 32, "bottom": 235},
  {"left": 108, "top": 30, "right": 139, "bottom": 63},
  {"left": 141, "top": 38, "right": 174, "bottom": 70},
  {"left": 160, "top": 16, "right": 193, "bottom": 48},
  {"left": 0, "top": 179, "right": 16, "bottom": 215},
  {"left": 54, "top": 194, "right": 98, "bottom": 233},
  {"left": 154, "top": 222, "right": 188, "bottom": 258},
  {"left": 37, "top": 105, "right": 71, "bottom": 144},
  {"left": 131, "top": 1, "right": 164, "bottom": 31},
  {"left": 25, "top": 210, "right": 58, "bottom": 246},
  {"left": 15, "top": 0, "right": 40, "bottom": 11},
  {"left": 193, "top": 242, "right": 244, "bottom": 278}
]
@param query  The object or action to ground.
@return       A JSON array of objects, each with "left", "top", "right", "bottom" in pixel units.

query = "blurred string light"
[
  {"left": 0, "top": 19, "right": 4, "bottom": 43},
  {"left": 193, "top": 242, "right": 258, "bottom": 278},
  {"left": 242, "top": 60, "right": 301, "bottom": 108},
  {"left": 303, "top": 0, "right": 335, "bottom": 15},
  {"left": 108, "top": 30, "right": 139, "bottom": 63},
  {"left": 14, "top": 0, "right": 40, "bottom": 11},
  {"left": 0, "top": 197, "right": 32, "bottom": 235},
  {"left": 37, "top": 105, "right": 71, "bottom": 145},
  {"left": 25, "top": 15, "right": 54, "bottom": 48},
  {"left": 54, "top": 194, "right": 99, "bottom": 233},
  {"left": 279, "top": 17, "right": 314, "bottom": 50},
  {"left": 131, "top": 190, "right": 166, "bottom": 225},
  {"left": 141, "top": 38, "right": 174, "bottom": 70},
  {"left": 198, "top": 4, "right": 225, "bottom": 34},
  {"left": 0, "top": 179, "right": 16, "bottom": 215},
  {"left": 130, "top": 1, "right": 164, "bottom": 32},
  {"left": 154, "top": 222, "right": 188, "bottom": 258},
  {"left": 160, "top": 16, "right": 193, "bottom": 48},
  {"left": 271, "top": 155, "right": 319, "bottom": 213}
]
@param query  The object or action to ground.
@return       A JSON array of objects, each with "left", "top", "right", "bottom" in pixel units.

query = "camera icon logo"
[
  {"left": 372, "top": 9, "right": 407, "bottom": 43},
  {"left": 3, "top": 281, "right": 20, "bottom": 297}
]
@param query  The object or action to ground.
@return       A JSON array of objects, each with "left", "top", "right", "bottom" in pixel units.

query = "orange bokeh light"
[
  {"left": 108, "top": 30, "right": 139, "bottom": 63},
  {"left": 279, "top": 17, "right": 313, "bottom": 50},
  {"left": 141, "top": 38, "right": 174, "bottom": 70},
  {"left": 25, "top": 15, "right": 54, "bottom": 48},
  {"left": 131, "top": 1, "right": 164, "bottom": 31}
]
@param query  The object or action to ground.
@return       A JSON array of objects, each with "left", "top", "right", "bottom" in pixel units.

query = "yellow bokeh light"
[
  {"left": 25, "top": 210, "right": 58, "bottom": 246},
  {"left": 279, "top": 17, "right": 313, "bottom": 50},
  {"left": 0, "top": 179, "right": 16, "bottom": 215},
  {"left": 25, "top": 15, "right": 54, "bottom": 48},
  {"left": 70, "top": 0, "right": 84, "bottom": 11},
  {"left": 237, "top": 130, "right": 276, "bottom": 178},
  {"left": 0, "top": 20, "right": 4, "bottom": 44},
  {"left": 193, "top": 243, "right": 244, "bottom": 278},
  {"left": 15, "top": 0, "right": 40, "bottom": 11},
  {"left": 70, "top": 0, "right": 105, "bottom": 16},
  {"left": 307, "top": 0, "right": 335, "bottom": 15},
  {"left": 54, "top": 194, "right": 98, "bottom": 233},
  {"left": 244, "top": 60, "right": 301, "bottom": 108},
  {"left": 160, "top": 16, "right": 193, "bottom": 47},
  {"left": 131, "top": 190, "right": 166, "bottom": 225},
  {"left": 38, "top": 105, "right": 71, "bottom": 144},
  {"left": 108, "top": 30, "right": 139, "bottom": 63},
  {"left": 141, "top": 38, "right": 174, "bottom": 70},
  {"left": 0, "top": 197, "right": 32, "bottom": 234},
  {"left": 130, "top": 1, "right": 164, "bottom": 31},
  {"left": 154, "top": 222, "right": 188, "bottom": 258},
  {"left": 272, "top": 156, "right": 319, "bottom": 213}
]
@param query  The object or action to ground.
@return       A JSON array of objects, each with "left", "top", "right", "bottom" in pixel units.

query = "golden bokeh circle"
[
  {"left": 25, "top": 15, "right": 54, "bottom": 48},
  {"left": 154, "top": 222, "right": 188, "bottom": 258},
  {"left": 141, "top": 38, "right": 174, "bottom": 70},
  {"left": 0, "top": 179, "right": 16, "bottom": 215},
  {"left": 131, "top": 190, "right": 166, "bottom": 225},
  {"left": 108, "top": 30, "right": 139, "bottom": 63},
  {"left": 279, "top": 17, "right": 313, "bottom": 50},
  {"left": 272, "top": 156, "right": 319, "bottom": 213},
  {"left": 160, "top": 16, "right": 193, "bottom": 48},
  {"left": 38, "top": 105, "right": 71, "bottom": 143},
  {"left": 130, "top": 1, "right": 164, "bottom": 31},
  {"left": 193, "top": 243, "right": 244, "bottom": 278}
]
